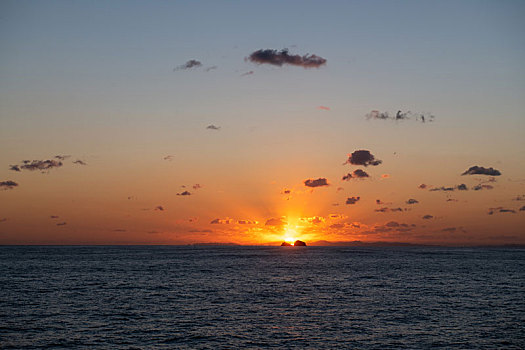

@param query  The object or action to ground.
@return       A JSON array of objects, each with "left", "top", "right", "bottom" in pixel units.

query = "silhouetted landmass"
[
  {"left": 281, "top": 242, "right": 292, "bottom": 246},
  {"left": 311, "top": 240, "right": 430, "bottom": 247},
  {"left": 294, "top": 240, "right": 307, "bottom": 246},
  {"left": 191, "top": 242, "right": 240, "bottom": 246}
]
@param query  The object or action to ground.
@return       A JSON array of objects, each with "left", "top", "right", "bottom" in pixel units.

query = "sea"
[{"left": 1, "top": 246, "right": 524, "bottom": 349}]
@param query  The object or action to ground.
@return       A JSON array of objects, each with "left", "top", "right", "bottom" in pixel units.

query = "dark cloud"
[
  {"left": 177, "top": 191, "right": 192, "bottom": 196},
  {"left": 265, "top": 217, "right": 286, "bottom": 226},
  {"left": 11, "top": 159, "right": 63, "bottom": 172},
  {"left": 163, "top": 155, "right": 175, "bottom": 161},
  {"left": 247, "top": 48, "right": 326, "bottom": 68},
  {"left": 342, "top": 169, "right": 369, "bottom": 181},
  {"left": 282, "top": 189, "right": 291, "bottom": 194},
  {"left": 488, "top": 207, "right": 516, "bottom": 215},
  {"left": 346, "top": 196, "right": 360, "bottom": 205},
  {"left": 56, "top": 222, "right": 67, "bottom": 226},
  {"left": 344, "top": 150, "right": 382, "bottom": 167},
  {"left": 192, "top": 184, "right": 203, "bottom": 190},
  {"left": 366, "top": 110, "right": 435, "bottom": 123},
  {"left": 155, "top": 206, "right": 165, "bottom": 211},
  {"left": 174, "top": 59, "right": 202, "bottom": 71},
  {"left": 472, "top": 184, "right": 494, "bottom": 191},
  {"left": 446, "top": 198, "right": 459, "bottom": 202},
  {"left": 422, "top": 215, "right": 434, "bottom": 220},
  {"left": 206, "top": 124, "right": 221, "bottom": 130},
  {"left": 461, "top": 166, "right": 501, "bottom": 176},
  {"left": 0, "top": 180, "right": 18, "bottom": 190},
  {"left": 304, "top": 178, "right": 329, "bottom": 187},
  {"left": 418, "top": 184, "right": 428, "bottom": 189},
  {"left": 73, "top": 160, "right": 87, "bottom": 165},
  {"left": 406, "top": 199, "right": 419, "bottom": 205}
]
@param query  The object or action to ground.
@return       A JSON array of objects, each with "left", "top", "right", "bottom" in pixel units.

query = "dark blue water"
[{"left": 1, "top": 246, "right": 524, "bottom": 349}]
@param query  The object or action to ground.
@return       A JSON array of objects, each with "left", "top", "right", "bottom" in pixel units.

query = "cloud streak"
[
  {"left": 174, "top": 59, "right": 202, "bottom": 71},
  {"left": 0, "top": 180, "right": 18, "bottom": 190},
  {"left": 247, "top": 49, "right": 326, "bottom": 68}
]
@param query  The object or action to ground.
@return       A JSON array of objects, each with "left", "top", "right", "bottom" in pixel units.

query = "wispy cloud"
[
  {"left": 406, "top": 199, "right": 419, "bottom": 204},
  {"left": 56, "top": 222, "right": 67, "bottom": 226},
  {"left": 429, "top": 184, "right": 468, "bottom": 192},
  {"left": 461, "top": 166, "right": 501, "bottom": 176},
  {"left": 344, "top": 150, "right": 382, "bottom": 167},
  {"left": 375, "top": 207, "right": 406, "bottom": 213},
  {"left": 317, "top": 106, "right": 330, "bottom": 111},
  {"left": 177, "top": 191, "right": 192, "bottom": 196},
  {"left": 247, "top": 49, "right": 326, "bottom": 68},
  {"left": 0, "top": 180, "right": 18, "bottom": 190},
  {"left": 211, "top": 218, "right": 234, "bottom": 224},
  {"left": 155, "top": 206, "right": 165, "bottom": 211},
  {"left": 472, "top": 184, "right": 494, "bottom": 191},
  {"left": 241, "top": 70, "right": 254, "bottom": 76},
  {"left": 192, "top": 184, "right": 203, "bottom": 190},
  {"left": 488, "top": 207, "right": 516, "bottom": 215},
  {"left": 206, "top": 124, "right": 221, "bottom": 130},
  {"left": 422, "top": 215, "right": 434, "bottom": 220},
  {"left": 204, "top": 66, "right": 218, "bottom": 72},
  {"left": 304, "top": 178, "right": 329, "bottom": 187},
  {"left": 73, "top": 160, "right": 87, "bottom": 165},
  {"left": 174, "top": 59, "right": 202, "bottom": 71},
  {"left": 366, "top": 110, "right": 435, "bottom": 123}
]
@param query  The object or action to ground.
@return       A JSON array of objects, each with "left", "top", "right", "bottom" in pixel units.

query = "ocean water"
[{"left": 1, "top": 246, "right": 524, "bottom": 349}]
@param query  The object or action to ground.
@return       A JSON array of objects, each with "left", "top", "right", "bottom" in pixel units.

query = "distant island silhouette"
[{"left": 281, "top": 240, "right": 307, "bottom": 246}]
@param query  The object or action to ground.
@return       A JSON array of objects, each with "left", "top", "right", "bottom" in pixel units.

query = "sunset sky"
[{"left": 1, "top": 0, "right": 524, "bottom": 245}]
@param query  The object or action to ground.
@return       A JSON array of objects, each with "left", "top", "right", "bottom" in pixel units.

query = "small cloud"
[
  {"left": 192, "top": 184, "right": 203, "bottom": 190},
  {"left": 375, "top": 207, "right": 406, "bottom": 213},
  {"left": 442, "top": 227, "right": 457, "bottom": 233},
  {"left": 342, "top": 169, "right": 369, "bottom": 181},
  {"left": 317, "top": 106, "right": 330, "bottom": 111},
  {"left": 304, "top": 178, "right": 329, "bottom": 187},
  {"left": 56, "top": 222, "right": 67, "bottom": 226},
  {"left": 206, "top": 124, "right": 221, "bottom": 130},
  {"left": 177, "top": 191, "right": 192, "bottom": 196},
  {"left": 329, "top": 223, "right": 345, "bottom": 229},
  {"left": 446, "top": 198, "right": 459, "bottom": 202},
  {"left": 406, "top": 199, "right": 419, "bottom": 205},
  {"left": 300, "top": 216, "right": 326, "bottom": 225},
  {"left": 155, "top": 206, "right": 165, "bottom": 211},
  {"left": 247, "top": 48, "right": 327, "bottom": 68},
  {"left": 54, "top": 155, "right": 70, "bottom": 160},
  {"left": 513, "top": 195, "right": 525, "bottom": 201},
  {"left": 520, "top": 206, "right": 525, "bottom": 211},
  {"left": 345, "top": 196, "right": 360, "bottom": 205},
  {"left": 73, "top": 160, "right": 87, "bottom": 165},
  {"left": 336, "top": 187, "right": 344, "bottom": 192},
  {"left": 281, "top": 189, "right": 292, "bottom": 194},
  {"left": 472, "top": 184, "right": 494, "bottom": 191},
  {"left": 174, "top": 59, "right": 202, "bottom": 71},
  {"left": 488, "top": 207, "right": 516, "bottom": 215},
  {"left": 457, "top": 184, "right": 468, "bottom": 191},
  {"left": 418, "top": 184, "right": 428, "bottom": 189},
  {"left": 240, "top": 70, "right": 254, "bottom": 76},
  {"left": 376, "top": 199, "right": 384, "bottom": 205},
  {"left": 237, "top": 219, "right": 258, "bottom": 225},
  {"left": 163, "top": 155, "right": 175, "bottom": 161},
  {"left": 422, "top": 215, "right": 434, "bottom": 220},
  {"left": 461, "top": 166, "right": 501, "bottom": 176},
  {"left": 0, "top": 180, "right": 18, "bottom": 190},
  {"left": 381, "top": 174, "right": 390, "bottom": 179},
  {"left": 265, "top": 217, "right": 286, "bottom": 226},
  {"left": 344, "top": 150, "right": 382, "bottom": 167},
  {"left": 12, "top": 159, "right": 63, "bottom": 172},
  {"left": 50, "top": 216, "right": 59, "bottom": 219},
  {"left": 366, "top": 110, "right": 435, "bottom": 123},
  {"left": 204, "top": 65, "right": 218, "bottom": 72},
  {"left": 210, "top": 218, "right": 234, "bottom": 224},
  {"left": 0, "top": 218, "right": 7, "bottom": 222}
]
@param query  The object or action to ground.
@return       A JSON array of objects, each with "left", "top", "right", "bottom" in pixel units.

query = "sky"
[{"left": 1, "top": 0, "right": 524, "bottom": 245}]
